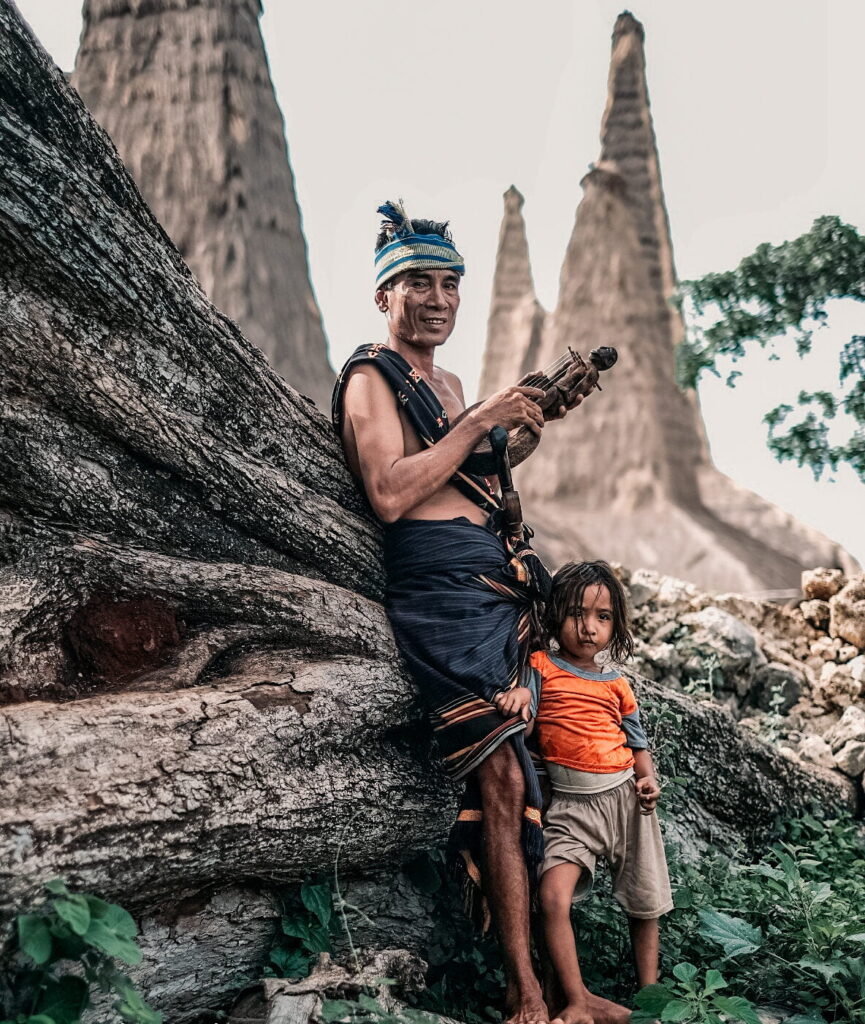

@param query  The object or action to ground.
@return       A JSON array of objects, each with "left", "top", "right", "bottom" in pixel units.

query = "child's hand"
[
  {"left": 492, "top": 685, "right": 532, "bottom": 721},
  {"left": 635, "top": 775, "right": 660, "bottom": 814}
]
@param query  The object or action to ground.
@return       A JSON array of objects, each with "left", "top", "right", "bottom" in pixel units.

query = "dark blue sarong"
[{"left": 384, "top": 516, "right": 549, "bottom": 892}]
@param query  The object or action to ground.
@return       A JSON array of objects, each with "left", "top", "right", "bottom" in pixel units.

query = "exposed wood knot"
[
  {"left": 239, "top": 682, "right": 312, "bottom": 715},
  {"left": 65, "top": 595, "right": 184, "bottom": 686}
]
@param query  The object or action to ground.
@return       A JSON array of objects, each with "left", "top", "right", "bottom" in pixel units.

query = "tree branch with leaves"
[{"left": 676, "top": 215, "right": 865, "bottom": 480}]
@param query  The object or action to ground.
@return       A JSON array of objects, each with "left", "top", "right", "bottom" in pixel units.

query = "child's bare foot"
[
  {"left": 550, "top": 1002, "right": 594, "bottom": 1024},
  {"left": 583, "top": 992, "right": 630, "bottom": 1024}
]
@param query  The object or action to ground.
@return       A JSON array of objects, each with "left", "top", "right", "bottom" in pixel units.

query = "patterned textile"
[
  {"left": 374, "top": 199, "right": 465, "bottom": 287},
  {"left": 331, "top": 344, "right": 499, "bottom": 515},
  {"left": 331, "top": 345, "right": 552, "bottom": 905},
  {"left": 384, "top": 517, "right": 548, "bottom": 908}
]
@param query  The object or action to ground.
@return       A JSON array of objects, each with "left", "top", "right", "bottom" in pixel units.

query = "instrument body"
[
  {"left": 489, "top": 425, "right": 523, "bottom": 543},
  {"left": 460, "top": 346, "right": 617, "bottom": 476}
]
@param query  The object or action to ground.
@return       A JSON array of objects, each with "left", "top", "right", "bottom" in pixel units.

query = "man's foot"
[
  {"left": 550, "top": 1002, "right": 594, "bottom": 1024},
  {"left": 504, "top": 980, "right": 550, "bottom": 1024},
  {"left": 583, "top": 992, "right": 630, "bottom": 1024}
]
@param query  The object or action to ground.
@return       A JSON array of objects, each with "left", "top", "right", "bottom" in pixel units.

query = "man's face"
[{"left": 375, "top": 268, "right": 461, "bottom": 349}]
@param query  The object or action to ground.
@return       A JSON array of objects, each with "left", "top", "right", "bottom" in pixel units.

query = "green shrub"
[{"left": 0, "top": 880, "right": 159, "bottom": 1024}]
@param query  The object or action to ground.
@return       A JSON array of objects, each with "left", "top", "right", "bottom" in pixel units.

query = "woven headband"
[{"left": 374, "top": 200, "right": 465, "bottom": 287}]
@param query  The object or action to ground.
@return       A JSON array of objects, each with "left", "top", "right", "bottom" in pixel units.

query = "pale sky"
[{"left": 14, "top": 0, "right": 865, "bottom": 565}]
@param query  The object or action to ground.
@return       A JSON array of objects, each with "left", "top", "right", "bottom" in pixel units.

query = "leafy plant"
[
  {"left": 677, "top": 215, "right": 865, "bottom": 480},
  {"left": 0, "top": 879, "right": 160, "bottom": 1024},
  {"left": 660, "top": 813, "right": 865, "bottom": 1021},
  {"left": 267, "top": 878, "right": 338, "bottom": 980},
  {"left": 631, "top": 964, "right": 760, "bottom": 1024}
]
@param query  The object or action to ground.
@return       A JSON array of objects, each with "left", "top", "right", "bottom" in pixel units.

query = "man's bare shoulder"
[
  {"left": 435, "top": 366, "right": 467, "bottom": 403},
  {"left": 342, "top": 362, "right": 396, "bottom": 411}
]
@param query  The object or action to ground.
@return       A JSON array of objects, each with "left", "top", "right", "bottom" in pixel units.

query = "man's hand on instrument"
[
  {"left": 517, "top": 370, "right": 588, "bottom": 421},
  {"left": 474, "top": 386, "right": 545, "bottom": 437},
  {"left": 492, "top": 686, "right": 533, "bottom": 721}
]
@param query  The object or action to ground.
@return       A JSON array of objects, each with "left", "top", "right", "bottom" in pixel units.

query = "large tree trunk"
[{"left": 0, "top": 0, "right": 453, "bottom": 915}]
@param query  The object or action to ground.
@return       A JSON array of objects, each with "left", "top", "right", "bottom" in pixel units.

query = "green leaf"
[
  {"left": 797, "top": 956, "right": 843, "bottom": 981},
  {"left": 23, "top": 1017, "right": 57, "bottom": 1024},
  {"left": 84, "top": 895, "right": 111, "bottom": 919},
  {"left": 53, "top": 895, "right": 91, "bottom": 936},
  {"left": 712, "top": 995, "right": 761, "bottom": 1024},
  {"left": 102, "top": 903, "right": 138, "bottom": 939},
  {"left": 702, "top": 969, "right": 726, "bottom": 993},
  {"left": 84, "top": 919, "right": 143, "bottom": 965},
  {"left": 672, "top": 963, "right": 698, "bottom": 983},
  {"left": 697, "top": 909, "right": 763, "bottom": 958},
  {"left": 672, "top": 886, "right": 693, "bottom": 909},
  {"left": 281, "top": 913, "right": 311, "bottom": 941},
  {"left": 35, "top": 977, "right": 89, "bottom": 1024},
  {"left": 847, "top": 932, "right": 865, "bottom": 941},
  {"left": 634, "top": 983, "right": 675, "bottom": 1014},
  {"left": 660, "top": 999, "right": 693, "bottom": 1022},
  {"left": 110, "top": 974, "right": 163, "bottom": 1023},
  {"left": 18, "top": 914, "right": 53, "bottom": 965},
  {"left": 301, "top": 881, "right": 332, "bottom": 928},
  {"left": 304, "top": 921, "right": 332, "bottom": 954},
  {"left": 44, "top": 879, "right": 70, "bottom": 896},
  {"left": 270, "top": 946, "right": 311, "bottom": 979},
  {"left": 320, "top": 998, "right": 361, "bottom": 1023},
  {"left": 783, "top": 1015, "right": 827, "bottom": 1024},
  {"left": 357, "top": 994, "right": 382, "bottom": 1014}
]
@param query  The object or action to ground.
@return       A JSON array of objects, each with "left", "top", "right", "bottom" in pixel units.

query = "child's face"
[{"left": 558, "top": 583, "right": 614, "bottom": 664}]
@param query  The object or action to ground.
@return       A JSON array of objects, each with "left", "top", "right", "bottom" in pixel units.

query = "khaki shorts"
[{"left": 541, "top": 777, "right": 674, "bottom": 919}]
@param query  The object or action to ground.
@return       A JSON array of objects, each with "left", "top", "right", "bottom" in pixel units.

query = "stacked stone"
[{"left": 615, "top": 565, "right": 865, "bottom": 795}]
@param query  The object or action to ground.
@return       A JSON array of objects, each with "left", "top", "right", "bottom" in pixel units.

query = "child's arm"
[
  {"left": 632, "top": 748, "right": 661, "bottom": 814},
  {"left": 619, "top": 681, "right": 661, "bottom": 814},
  {"left": 492, "top": 686, "right": 532, "bottom": 721}
]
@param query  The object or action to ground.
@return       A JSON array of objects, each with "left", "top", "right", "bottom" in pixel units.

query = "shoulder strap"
[{"left": 332, "top": 344, "right": 499, "bottom": 515}]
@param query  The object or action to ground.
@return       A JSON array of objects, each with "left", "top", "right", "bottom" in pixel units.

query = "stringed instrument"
[{"left": 458, "top": 345, "right": 617, "bottom": 476}]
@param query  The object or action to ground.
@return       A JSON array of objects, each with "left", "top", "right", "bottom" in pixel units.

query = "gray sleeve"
[
  {"left": 622, "top": 709, "right": 649, "bottom": 750},
  {"left": 524, "top": 665, "right": 542, "bottom": 717}
]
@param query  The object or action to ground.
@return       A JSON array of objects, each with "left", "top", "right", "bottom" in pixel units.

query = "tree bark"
[{"left": 1, "top": 0, "right": 452, "bottom": 916}]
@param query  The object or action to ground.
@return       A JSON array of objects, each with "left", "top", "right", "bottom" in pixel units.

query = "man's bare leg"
[
  {"left": 628, "top": 917, "right": 660, "bottom": 987},
  {"left": 476, "top": 742, "right": 547, "bottom": 1024},
  {"left": 538, "top": 864, "right": 592, "bottom": 1024}
]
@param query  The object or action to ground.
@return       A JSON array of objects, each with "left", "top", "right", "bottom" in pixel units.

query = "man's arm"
[{"left": 342, "top": 365, "right": 545, "bottom": 523}]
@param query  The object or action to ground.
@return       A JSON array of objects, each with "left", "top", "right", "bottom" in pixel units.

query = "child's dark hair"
[{"left": 543, "top": 560, "right": 634, "bottom": 663}]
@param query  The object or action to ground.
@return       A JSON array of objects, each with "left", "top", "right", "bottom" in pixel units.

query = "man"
[{"left": 332, "top": 201, "right": 614, "bottom": 1024}]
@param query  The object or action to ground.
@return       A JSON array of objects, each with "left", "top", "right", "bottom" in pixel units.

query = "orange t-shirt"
[{"left": 530, "top": 650, "right": 639, "bottom": 774}]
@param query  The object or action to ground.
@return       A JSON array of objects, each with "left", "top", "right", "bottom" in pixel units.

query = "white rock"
[
  {"left": 833, "top": 740, "right": 865, "bottom": 777},
  {"left": 629, "top": 568, "right": 660, "bottom": 608},
  {"left": 814, "top": 661, "right": 861, "bottom": 709},
  {"left": 811, "top": 635, "right": 842, "bottom": 661},
  {"left": 824, "top": 705, "right": 865, "bottom": 751},
  {"left": 801, "top": 567, "right": 846, "bottom": 601},
  {"left": 829, "top": 574, "right": 865, "bottom": 649},
  {"left": 801, "top": 599, "right": 830, "bottom": 630},
  {"left": 798, "top": 734, "right": 836, "bottom": 770},
  {"left": 849, "top": 655, "right": 865, "bottom": 685},
  {"left": 838, "top": 644, "right": 859, "bottom": 663},
  {"left": 656, "top": 575, "right": 700, "bottom": 605}
]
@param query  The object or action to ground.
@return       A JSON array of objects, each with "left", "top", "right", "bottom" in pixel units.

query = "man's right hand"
[{"left": 472, "top": 385, "right": 546, "bottom": 437}]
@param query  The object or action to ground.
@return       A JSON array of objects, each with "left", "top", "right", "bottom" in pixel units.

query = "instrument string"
[{"left": 521, "top": 351, "right": 572, "bottom": 388}]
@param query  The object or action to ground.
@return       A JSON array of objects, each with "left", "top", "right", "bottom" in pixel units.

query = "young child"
[{"left": 494, "top": 560, "right": 672, "bottom": 1024}]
